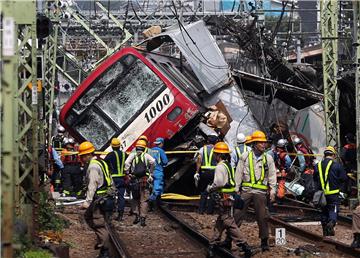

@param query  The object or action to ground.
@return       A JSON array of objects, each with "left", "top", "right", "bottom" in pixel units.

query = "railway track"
[
  {"left": 161, "top": 200, "right": 360, "bottom": 257},
  {"left": 105, "top": 205, "right": 235, "bottom": 258}
]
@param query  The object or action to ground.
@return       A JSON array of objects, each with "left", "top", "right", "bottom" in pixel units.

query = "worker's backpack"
[{"left": 132, "top": 153, "right": 148, "bottom": 178}]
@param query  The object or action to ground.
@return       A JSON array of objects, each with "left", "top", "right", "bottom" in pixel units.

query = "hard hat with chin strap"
[
  {"left": 324, "top": 146, "right": 336, "bottom": 155},
  {"left": 138, "top": 135, "right": 148, "bottom": 143},
  {"left": 213, "top": 142, "right": 231, "bottom": 154},
  {"left": 57, "top": 125, "right": 65, "bottom": 133},
  {"left": 276, "top": 139, "right": 287, "bottom": 148},
  {"left": 136, "top": 139, "right": 147, "bottom": 148},
  {"left": 111, "top": 138, "right": 121, "bottom": 148},
  {"left": 248, "top": 131, "right": 267, "bottom": 143},
  {"left": 78, "top": 141, "right": 95, "bottom": 156},
  {"left": 293, "top": 137, "right": 302, "bottom": 145}
]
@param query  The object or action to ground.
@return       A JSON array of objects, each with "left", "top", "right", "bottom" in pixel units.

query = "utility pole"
[
  {"left": 320, "top": 0, "right": 340, "bottom": 148},
  {"left": 353, "top": 0, "right": 360, "bottom": 203}
]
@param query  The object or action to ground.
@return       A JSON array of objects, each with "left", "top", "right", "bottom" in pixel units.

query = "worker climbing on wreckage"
[
  {"left": 148, "top": 137, "right": 168, "bottom": 211},
  {"left": 206, "top": 142, "right": 255, "bottom": 258},
  {"left": 124, "top": 139, "right": 155, "bottom": 227},
  {"left": 79, "top": 141, "right": 115, "bottom": 258},
  {"left": 274, "top": 139, "right": 292, "bottom": 200},
  {"left": 194, "top": 133, "right": 219, "bottom": 214},
  {"left": 313, "top": 146, "right": 347, "bottom": 237}
]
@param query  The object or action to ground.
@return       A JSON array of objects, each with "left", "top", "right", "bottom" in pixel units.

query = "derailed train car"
[{"left": 60, "top": 21, "right": 259, "bottom": 194}]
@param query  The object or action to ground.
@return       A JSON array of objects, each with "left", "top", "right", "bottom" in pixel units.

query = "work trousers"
[
  {"left": 62, "top": 164, "right": 83, "bottom": 196},
  {"left": 321, "top": 194, "right": 340, "bottom": 226},
  {"left": 233, "top": 191, "right": 269, "bottom": 239},
  {"left": 353, "top": 205, "right": 360, "bottom": 233},
  {"left": 84, "top": 198, "right": 110, "bottom": 249},
  {"left": 131, "top": 184, "right": 149, "bottom": 218},
  {"left": 199, "top": 170, "right": 215, "bottom": 214},
  {"left": 113, "top": 177, "right": 126, "bottom": 213},
  {"left": 149, "top": 170, "right": 164, "bottom": 201},
  {"left": 211, "top": 203, "right": 246, "bottom": 246}
]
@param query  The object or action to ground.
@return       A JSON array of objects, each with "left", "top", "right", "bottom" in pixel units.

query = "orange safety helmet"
[
  {"left": 213, "top": 142, "right": 231, "bottom": 154},
  {"left": 78, "top": 141, "right": 95, "bottom": 156},
  {"left": 138, "top": 135, "right": 148, "bottom": 143},
  {"left": 135, "top": 139, "right": 147, "bottom": 148},
  {"left": 111, "top": 138, "right": 121, "bottom": 148},
  {"left": 324, "top": 146, "right": 336, "bottom": 155},
  {"left": 248, "top": 130, "right": 267, "bottom": 143}
]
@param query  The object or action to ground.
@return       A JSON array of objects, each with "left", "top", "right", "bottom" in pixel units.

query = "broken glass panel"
[
  {"left": 72, "top": 61, "right": 124, "bottom": 114},
  {"left": 96, "top": 59, "right": 166, "bottom": 128},
  {"left": 74, "top": 108, "right": 116, "bottom": 149}
]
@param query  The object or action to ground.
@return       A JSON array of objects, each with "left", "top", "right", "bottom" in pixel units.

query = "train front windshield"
[{"left": 65, "top": 54, "right": 166, "bottom": 149}]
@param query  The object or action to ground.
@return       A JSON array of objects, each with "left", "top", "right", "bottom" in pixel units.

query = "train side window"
[{"left": 167, "top": 106, "right": 182, "bottom": 121}]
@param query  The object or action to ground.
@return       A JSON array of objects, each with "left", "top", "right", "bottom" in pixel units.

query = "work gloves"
[{"left": 194, "top": 172, "right": 200, "bottom": 187}]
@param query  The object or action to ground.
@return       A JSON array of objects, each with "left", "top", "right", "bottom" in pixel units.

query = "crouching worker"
[
  {"left": 124, "top": 139, "right": 155, "bottom": 227},
  {"left": 79, "top": 141, "right": 115, "bottom": 258},
  {"left": 206, "top": 142, "right": 254, "bottom": 258}
]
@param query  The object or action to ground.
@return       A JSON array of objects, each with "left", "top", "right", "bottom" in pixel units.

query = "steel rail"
[
  {"left": 105, "top": 221, "right": 131, "bottom": 258},
  {"left": 158, "top": 204, "right": 236, "bottom": 258}
]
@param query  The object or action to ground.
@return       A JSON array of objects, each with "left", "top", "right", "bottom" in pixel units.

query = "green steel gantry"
[
  {"left": 320, "top": 0, "right": 340, "bottom": 148},
  {"left": 1, "top": 1, "right": 38, "bottom": 257}
]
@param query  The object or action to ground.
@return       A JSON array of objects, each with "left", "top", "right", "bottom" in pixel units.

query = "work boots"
[
  {"left": 238, "top": 242, "right": 253, "bottom": 258},
  {"left": 261, "top": 238, "right": 270, "bottom": 252},
  {"left": 115, "top": 211, "right": 123, "bottom": 222},
  {"left": 97, "top": 247, "right": 110, "bottom": 258},
  {"left": 326, "top": 221, "right": 335, "bottom": 236},
  {"left": 140, "top": 217, "right": 146, "bottom": 227},
  {"left": 351, "top": 233, "right": 360, "bottom": 248},
  {"left": 133, "top": 215, "right": 140, "bottom": 225},
  {"left": 218, "top": 238, "right": 232, "bottom": 250}
]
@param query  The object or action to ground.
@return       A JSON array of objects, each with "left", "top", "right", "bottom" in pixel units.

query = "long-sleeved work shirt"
[
  {"left": 235, "top": 151, "right": 277, "bottom": 195},
  {"left": 150, "top": 146, "right": 168, "bottom": 172},
  {"left": 52, "top": 148, "right": 64, "bottom": 169},
  {"left": 124, "top": 151, "right": 156, "bottom": 175},
  {"left": 230, "top": 144, "right": 251, "bottom": 168},
  {"left": 313, "top": 158, "right": 347, "bottom": 193},
  {"left": 209, "top": 162, "right": 229, "bottom": 192},
  {"left": 85, "top": 157, "right": 115, "bottom": 203}
]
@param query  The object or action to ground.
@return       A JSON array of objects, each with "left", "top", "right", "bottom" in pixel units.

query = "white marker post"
[{"left": 275, "top": 228, "right": 286, "bottom": 246}]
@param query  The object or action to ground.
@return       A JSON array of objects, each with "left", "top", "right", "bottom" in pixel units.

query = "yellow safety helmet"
[
  {"left": 245, "top": 135, "right": 252, "bottom": 144},
  {"left": 248, "top": 130, "right": 267, "bottom": 143},
  {"left": 138, "top": 135, "right": 148, "bottom": 143},
  {"left": 324, "top": 146, "right": 336, "bottom": 155},
  {"left": 213, "top": 142, "right": 231, "bottom": 154},
  {"left": 111, "top": 138, "right": 121, "bottom": 148},
  {"left": 78, "top": 141, "right": 95, "bottom": 156},
  {"left": 135, "top": 139, "right": 147, "bottom": 148}
]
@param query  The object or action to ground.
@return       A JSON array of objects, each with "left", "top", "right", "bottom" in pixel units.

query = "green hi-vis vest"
[
  {"left": 112, "top": 150, "right": 126, "bottom": 177},
  {"left": 235, "top": 144, "right": 247, "bottom": 159},
  {"left": 132, "top": 152, "right": 150, "bottom": 176},
  {"left": 242, "top": 151, "right": 268, "bottom": 190},
  {"left": 201, "top": 146, "right": 216, "bottom": 170},
  {"left": 90, "top": 159, "right": 112, "bottom": 195},
  {"left": 219, "top": 161, "right": 236, "bottom": 193},
  {"left": 318, "top": 160, "right": 339, "bottom": 195}
]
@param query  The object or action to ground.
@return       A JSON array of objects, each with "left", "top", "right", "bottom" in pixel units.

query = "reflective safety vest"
[
  {"left": 112, "top": 150, "right": 126, "bottom": 177},
  {"left": 200, "top": 146, "right": 216, "bottom": 170},
  {"left": 235, "top": 144, "right": 248, "bottom": 160},
  {"left": 219, "top": 161, "right": 236, "bottom": 193},
  {"left": 90, "top": 159, "right": 112, "bottom": 195},
  {"left": 318, "top": 160, "right": 339, "bottom": 195},
  {"left": 132, "top": 153, "right": 150, "bottom": 176},
  {"left": 242, "top": 151, "right": 268, "bottom": 190}
]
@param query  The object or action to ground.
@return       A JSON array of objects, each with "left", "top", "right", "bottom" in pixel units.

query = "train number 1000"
[{"left": 144, "top": 93, "right": 171, "bottom": 123}]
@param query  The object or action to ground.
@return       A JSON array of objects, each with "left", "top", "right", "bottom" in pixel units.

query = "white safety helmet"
[
  {"left": 57, "top": 125, "right": 65, "bottom": 134},
  {"left": 68, "top": 138, "right": 75, "bottom": 145},
  {"left": 236, "top": 133, "right": 246, "bottom": 144},
  {"left": 293, "top": 137, "right": 302, "bottom": 145},
  {"left": 276, "top": 139, "right": 287, "bottom": 148},
  {"left": 62, "top": 137, "right": 70, "bottom": 146}
]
